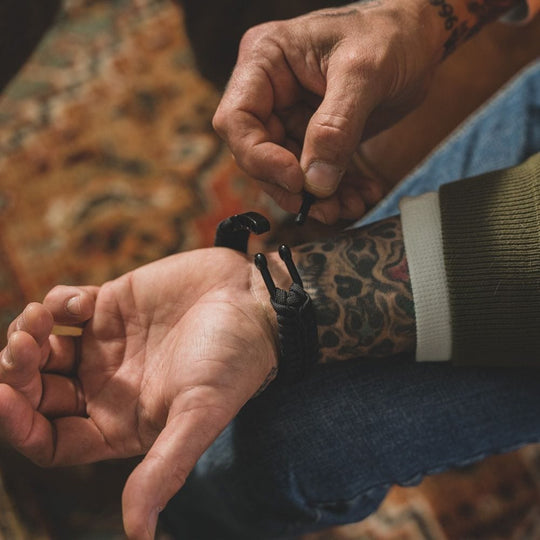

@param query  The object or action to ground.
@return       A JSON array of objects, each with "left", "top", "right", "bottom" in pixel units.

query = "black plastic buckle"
[
  {"left": 214, "top": 212, "right": 319, "bottom": 385},
  {"left": 214, "top": 212, "right": 270, "bottom": 253}
]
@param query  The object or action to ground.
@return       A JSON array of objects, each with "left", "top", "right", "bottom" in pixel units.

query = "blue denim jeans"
[{"left": 161, "top": 59, "right": 540, "bottom": 539}]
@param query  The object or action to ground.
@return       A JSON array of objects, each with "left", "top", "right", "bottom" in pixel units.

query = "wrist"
[
  {"left": 250, "top": 248, "right": 320, "bottom": 382},
  {"left": 423, "top": 0, "right": 522, "bottom": 60}
]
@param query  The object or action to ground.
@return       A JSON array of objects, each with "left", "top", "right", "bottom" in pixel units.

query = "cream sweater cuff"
[{"left": 399, "top": 192, "right": 451, "bottom": 362}]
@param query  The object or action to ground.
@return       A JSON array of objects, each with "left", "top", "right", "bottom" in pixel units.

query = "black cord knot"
[
  {"left": 255, "top": 246, "right": 319, "bottom": 384},
  {"left": 213, "top": 213, "right": 319, "bottom": 385}
]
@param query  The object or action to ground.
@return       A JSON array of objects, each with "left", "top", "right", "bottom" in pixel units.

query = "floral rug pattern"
[{"left": 0, "top": 1, "right": 539, "bottom": 538}]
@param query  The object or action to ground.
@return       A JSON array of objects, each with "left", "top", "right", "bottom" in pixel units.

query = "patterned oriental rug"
[{"left": 0, "top": 1, "right": 539, "bottom": 538}]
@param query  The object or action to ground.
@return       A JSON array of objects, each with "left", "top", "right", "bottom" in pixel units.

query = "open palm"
[{"left": 0, "top": 248, "right": 278, "bottom": 539}]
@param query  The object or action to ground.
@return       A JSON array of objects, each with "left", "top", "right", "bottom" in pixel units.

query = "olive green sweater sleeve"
[{"left": 439, "top": 152, "right": 540, "bottom": 365}]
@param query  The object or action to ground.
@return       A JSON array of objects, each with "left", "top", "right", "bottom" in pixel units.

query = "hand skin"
[
  {"left": 0, "top": 216, "right": 413, "bottom": 538},
  {"left": 213, "top": 0, "right": 521, "bottom": 224},
  {"left": 0, "top": 249, "right": 279, "bottom": 539}
]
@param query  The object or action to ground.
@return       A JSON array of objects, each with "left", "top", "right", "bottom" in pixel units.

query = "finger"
[
  {"left": 213, "top": 47, "right": 305, "bottom": 193},
  {"left": 38, "top": 374, "right": 86, "bottom": 418},
  {"left": 0, "top": 331, "right": 43, "bottom": 407},
  {"left": 300, "top": 54, "right": 379, "bottom": 198},
  {"left": 261, "top": 181, "right": 346, "bottom": 225},
  {"left": 0, "top": 384, "right": 115, "bottom": 467},
  {"left": 357, "top": 178, "right": 386, "bottom": 208},
  {"left": 8, "top": 303, "right": 53, "bottom": 344},
  {"left": 259, "top": 181, "right": 305, "bottom": 215},
  {"left": 122, "top": 402, "right": 233, "bottom": 540},
  {"left": 0, "top": 383, "right": 53, "bottom": 465},
  {"left": 49, "top": 416, "right": 117, "bottom": 466},
  {"left": 338, "top": 183, "right": 367, "bottom": 221},
  {"left": 284, "top": 137, "right": 302, "bottom": 161},
  {"left": 218, "top": 108, "right": 305, "bottom": 194},
  {"left": 310, "top": 196, "right": 343, "bottom": 225},
  {"left": 278, "top": 101, "right": 314, "bottom": 144},
  {"left": 342, "top": 166, "right": 386, "bottom": 209},
  {"left": 43, "top": 334, "right": 77, "bottom": 374},
  {"left": 43, "top": 285, "right": 99, "bottom": 325},
  {"left": 262, "top": 178, "right": 365, "bottom": 225}
]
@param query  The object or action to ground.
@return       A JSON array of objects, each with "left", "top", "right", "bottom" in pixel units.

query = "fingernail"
[
  {"left": 66, "top": 296, "right": 81, "bottom": 316},
  {"left": 305, "top": 162, "right": 342, "bottom": 196}
]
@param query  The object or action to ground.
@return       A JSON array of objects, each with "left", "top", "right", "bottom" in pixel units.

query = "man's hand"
[
  {"left": 213, "top": 1, "right": 442, "bottom": 224},
  {"left": 0, "top": 248, "right": 279, "bottom": 539},
  {"left": 213, "top": 0, "right": 520, "bottom": 224}
]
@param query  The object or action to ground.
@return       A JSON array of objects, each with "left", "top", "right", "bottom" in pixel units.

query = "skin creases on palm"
[
  {"left": 0, "top": 247, "right": 277, "bottom": 473},
  {"left": 0, "top": 248, "right": 278, "bottom": 538}
]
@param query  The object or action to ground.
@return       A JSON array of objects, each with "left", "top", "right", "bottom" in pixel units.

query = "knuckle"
[
  {"left": 46, "top": 284, "right": 66, "bottom": 299},
  {"left": 334, "top": 38, "right": 379, "bottom": 75},
  {"left": 334, "top": 39, "right": 398, "bottom": 96},
  {"left": 239, "top": 22, "right": 282, "bottom": 52},
  {"left": 339, "top": 48, "right": 369, "bottom": 73},
  {"left": 310, "top": 111, "right": 352, "bottom": 153},
  {"left": 314, "top": 111, "right": 351, "bottom": 134},
  {"left": 48, "top": 284, "right": 64, "bottom": 294},
  {"left": 239, "top": 25, "right": 263, "bottom": 49},
  {"left": 239, "top": 23, "right": 291, "bottom": 72}
]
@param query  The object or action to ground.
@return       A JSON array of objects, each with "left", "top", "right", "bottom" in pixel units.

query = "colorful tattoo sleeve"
[{"left": 292, "top": 216, "right": 416, "bottom": 363}]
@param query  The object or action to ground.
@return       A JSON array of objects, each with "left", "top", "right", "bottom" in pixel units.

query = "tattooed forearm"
[
  {"left": 292, "top": 216, "right": 415, "bottom": 363},
  {"left": 429, "top": 0, "right": 520, "bottom": 59}
]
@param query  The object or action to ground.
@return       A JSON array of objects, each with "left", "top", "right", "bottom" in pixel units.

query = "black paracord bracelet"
[
  {"left": 254, "top": 247, "right": 319, "bottom": 383},
  {"left": 214, "top": 212, "right": 319, "bottom": 384}
]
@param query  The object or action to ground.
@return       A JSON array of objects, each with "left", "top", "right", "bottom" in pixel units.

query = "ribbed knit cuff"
[
  {"left": 400, "top": 192, "right": 451, "bottom": 362},
  {"left": 439, "top": 152, "right": 540, "bottom": 365}
]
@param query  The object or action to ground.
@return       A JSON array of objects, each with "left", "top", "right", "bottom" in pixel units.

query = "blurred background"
[{"left": 0, "top": 0, "right": 539, "bottom": 538}]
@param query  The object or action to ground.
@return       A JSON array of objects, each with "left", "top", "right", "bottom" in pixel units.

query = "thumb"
[
  {"left": 122, "top": 403, "right": 232, "bottom": 539},
  {"left": 301, "top": 63, "right": 377, "bottom": 198}
]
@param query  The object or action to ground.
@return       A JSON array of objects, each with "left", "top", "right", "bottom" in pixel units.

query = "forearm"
[
  {"left": 292, "top": 217, "right": 416, "bottom": 363},
  {"left": 425, "top": 0, "right": 523, "bottom": 59},
  {"left": 343, "top": 0, "right": 524, "bottom": 63},
  {"left": 263, "top": 152, "right": 539, "bottom": 368}
]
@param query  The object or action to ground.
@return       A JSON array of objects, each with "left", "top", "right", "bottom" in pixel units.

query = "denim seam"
[{"left": 306, "top": 436, "right": 540, "bottom": 510}]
